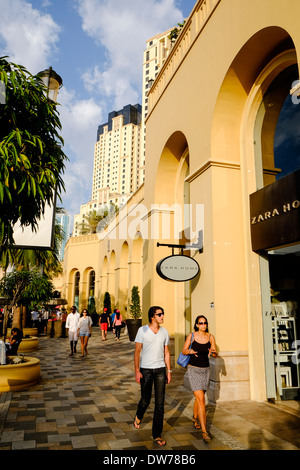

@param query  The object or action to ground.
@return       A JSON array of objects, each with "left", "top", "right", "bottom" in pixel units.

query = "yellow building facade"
[{"left": 63, "top": 0, "right": 300, "bottom": 403}]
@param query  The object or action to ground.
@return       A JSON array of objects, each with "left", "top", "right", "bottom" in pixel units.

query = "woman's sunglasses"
[{"left": 198, "top": 321, "right": 207, "bottom": 325}]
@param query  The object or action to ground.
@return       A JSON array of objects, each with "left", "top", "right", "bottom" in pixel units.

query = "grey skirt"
[{"left": 184, "top": 365, "right": 210, "bottom": 392}]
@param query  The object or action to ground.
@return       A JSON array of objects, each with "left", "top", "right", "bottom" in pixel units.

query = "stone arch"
[
  {"left": 152, "top": 131, "right": 191, "bottom": 354},
  {"left": 211, "top": 25, "right": 298, "bottom": 400},
  {"left": 73, "top": 271, "right": 80, "bottom": 309},
  {"left": 67, "top": 268, "right": 79, "bottom": 307},
  {"left": 81, "top": 267, "right": 95, "bottom": 310},
  {"left": 211, "top": 26, "right": 297, "bottom": 170},
  {"left": 100, "top": 256, "right": 108, "bottom": 307},
  {"left": 154, "top": 131, "right": 189, "bottom": 242},
  {"left": 117, "top": 242, "right": 129, "bottom": 313},
  {"left": 130, "top": 233, "right": 143, "bottom": 292},
  {"left": 108, "top": 251, "right": 116, "bottom": 307}
]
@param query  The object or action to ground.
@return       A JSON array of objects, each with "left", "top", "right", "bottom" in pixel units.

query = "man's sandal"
[
  {"left": 154, "top": 437, "right": 166, "bottom": 446},
  {"left": 202, "top": 431, "right": 211, "bottom": 441},
  {"left": 133, "top": 416, "right": 141, "bottom": 429}
]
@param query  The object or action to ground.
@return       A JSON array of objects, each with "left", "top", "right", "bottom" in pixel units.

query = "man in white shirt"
[
  {"left": 66, "top": 306, "right": 80, "bottom": 356},
  {"left": 31, "top": 308, "right": 39, "bottom": 328},
  {"left": 133, "top": 306, "right": 171, "bottom": 447}
]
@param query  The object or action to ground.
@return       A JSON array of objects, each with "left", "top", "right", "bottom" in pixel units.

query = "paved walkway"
[{"left": 0, "top": 328, "right": 300, "bottom": 453}]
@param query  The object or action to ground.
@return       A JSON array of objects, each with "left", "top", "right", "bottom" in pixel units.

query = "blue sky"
[{"left": 0, "top": 0, "right": 196, "bottom": 229}]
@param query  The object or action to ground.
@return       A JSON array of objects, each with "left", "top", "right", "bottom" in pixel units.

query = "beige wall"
[{"left": 62, "top": 0, "right": 300, "bottom": 401}]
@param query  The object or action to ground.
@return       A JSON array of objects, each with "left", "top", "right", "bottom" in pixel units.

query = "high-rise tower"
[{"left": 92, "top": 104, "right": 142, "bottom": 206}]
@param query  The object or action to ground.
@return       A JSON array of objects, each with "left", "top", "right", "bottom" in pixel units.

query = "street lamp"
[{"left": 38, "top": 66, "right": 63, "bottom": 102}]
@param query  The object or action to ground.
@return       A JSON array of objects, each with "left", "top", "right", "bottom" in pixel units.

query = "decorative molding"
[{"left": 185, "top": 160, "right": 241, "bottom": 183}]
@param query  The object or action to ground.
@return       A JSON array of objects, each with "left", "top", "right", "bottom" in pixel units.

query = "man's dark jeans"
[{"left": 136, "top": 367, "right": 166, "bottom": 439}]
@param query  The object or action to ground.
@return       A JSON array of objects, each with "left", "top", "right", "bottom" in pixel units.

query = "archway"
[
  {"left": 153, "top": 130, "right": 191, "bottom": 353},
  {"left": 73, "top": 271, "right": 80, "bottom": 309},
  {"left": 212, "top": 26, "right": 299, "bottom": 401},
  {"left": 108, "top": 251, "right": 116, "bottom": 308},
  {"left": 100, "top": 257, "right": 108, "bottom": 309},
  {"left": 117, "top": 242, "right": 129, "bottom": 313}
]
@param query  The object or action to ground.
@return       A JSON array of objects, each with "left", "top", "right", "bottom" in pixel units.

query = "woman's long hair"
[{"left": 194, "top": 315, "right": 209, "bottom": 332}]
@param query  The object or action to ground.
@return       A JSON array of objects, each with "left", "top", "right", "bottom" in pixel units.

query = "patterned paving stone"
[{"left": 0, "top": 327, "right": 299, "bottom": 453}]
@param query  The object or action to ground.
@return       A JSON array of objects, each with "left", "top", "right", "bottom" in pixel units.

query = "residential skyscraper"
[
  {"left": 92, "top": 104, "right": 142, "bottom": 205},
  {"left": 140, "top": 27, "right": 174, "bottom": 179}
]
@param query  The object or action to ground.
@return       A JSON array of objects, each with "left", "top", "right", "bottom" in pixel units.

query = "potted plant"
[{"left": 127, "top": 286, "right": 142, "bottom": 341}]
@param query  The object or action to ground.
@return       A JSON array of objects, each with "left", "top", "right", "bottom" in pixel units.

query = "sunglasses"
[
  {"left": 155, "top": 312, "right": 164, "bottom": 317},
  {"left": 198, "top": 321, "right": 207, "bottom": 325}
]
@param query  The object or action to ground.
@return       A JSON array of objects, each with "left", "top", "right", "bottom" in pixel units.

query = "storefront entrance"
[{"left": 268, "top": 247, "right": 300, "bottom": 400}]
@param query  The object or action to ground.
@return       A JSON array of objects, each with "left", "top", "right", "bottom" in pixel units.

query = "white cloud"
[
  {"left": 58, "top": 88, "right": 104, "bottom": 217},
  {"left": 0, "top": 0, "right": 60, "bottom": 73},
  {"left": 0, "top": 0, "right": 187, "bottom": 224},
  {"left": 77, "top": 0, "right": 184, "bottom": 109}
]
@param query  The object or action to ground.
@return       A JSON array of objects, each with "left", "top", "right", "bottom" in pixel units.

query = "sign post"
[{"left": 156, "top": 231, "right": 202, "bottom": 282}]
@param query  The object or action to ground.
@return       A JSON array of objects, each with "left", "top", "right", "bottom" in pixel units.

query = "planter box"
[
  {"left": 7, "top": 328, "right": 38, "bottom": 338},
  {"left": 18, "top": 336, "right": 39, "bottom": 353},
  {"left": 0, "top": 357, "right": 40, "bottom": 392},
  {"left": 126, "top": 319, "right": 142, "bottom": 342}
]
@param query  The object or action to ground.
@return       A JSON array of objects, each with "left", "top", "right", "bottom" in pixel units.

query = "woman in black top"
[
  {"left": 5, "top": 327, "right": 23, "bottom": 356},
  {"left": 182, "top": 315, "right": 217, "bottom": 441}
]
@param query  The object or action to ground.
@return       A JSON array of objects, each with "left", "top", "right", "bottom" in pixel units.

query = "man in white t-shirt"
[
  {"left": 31, "top": 308, "right": 39, "bottom": 328},
  {"left": 66, "top": 306, "right": 80, "bottom": 356},
  {"left": 133, "top": 306, "right": 171, "bottom": 447}
]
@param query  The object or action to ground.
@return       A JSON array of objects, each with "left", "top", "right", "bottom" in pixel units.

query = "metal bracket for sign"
[{"left": 157, "top": 230, "right": 203, "bottom": 255}]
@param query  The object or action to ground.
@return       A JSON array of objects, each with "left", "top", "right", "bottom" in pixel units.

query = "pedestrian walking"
[
  {"left": 60, "top": 309, "right": 67, "bottom": 338},
  {"left": 77, "top": 309, "right": 92, "bottom": 356},
  {"left": 181, "top": 315, "right": 217, "bottom": 441},
  {"left": 133, "top": 306, "right": 171, "bottom": 447},
  {"left": 113, "top": 309, "right": 124, "bottom": 341},
  {"left": 99, "top": 307, "right": 110, "bottom": 341},
  {"left": 66, "top": 306, "right": 80, "bottom": 356},
  {"left": 48, "top": 309, "right": 57, "bottom": 338},
  {"left": 31, "top": 307, "right": 39, "bottom": 328}
]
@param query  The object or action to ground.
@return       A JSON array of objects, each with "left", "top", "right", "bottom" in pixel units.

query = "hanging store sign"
[
  {"left": 249, "top": 169, "right": 300, "bottom": 252},
  {"left": 156, "top": 255, "right": 200, "bottom": 282}
]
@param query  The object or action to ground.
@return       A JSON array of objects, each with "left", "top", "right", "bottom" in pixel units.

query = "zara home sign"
[
  {"left": 250, "top": 170, "right": 300, "bottom": 252},
  {"left": 156, "top": 255, "right": 200, "bottom": 282}
]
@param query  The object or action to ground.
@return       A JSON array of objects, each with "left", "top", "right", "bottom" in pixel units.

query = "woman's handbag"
[{"left": 177, "top": 333, "right": 194, "bottom": 367}]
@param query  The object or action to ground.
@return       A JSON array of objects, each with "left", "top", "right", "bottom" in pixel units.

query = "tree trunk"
[
  {"left": 22, "top": 306, "right": 26, "bottom": 328},
  {"left": 3, "top": 306, "right": 9, "bottom": 341},
  {"left": 12, "top": 306, "right": 22, "bottom": 330}
]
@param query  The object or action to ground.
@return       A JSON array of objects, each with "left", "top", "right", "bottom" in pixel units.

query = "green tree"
[
  {"left": 0, "top": 57, "right": 68, "bottom": 246},
  {"left": 168, "top": 21, "right": 186, "bottom": 44},
  {"left": 129, "top": 286, "right": 142, "bottom": 319},
  {"left": 0, "top": 269, "right": 54, "bottom": 336},
  {"left": 79, "top": 203, "right": 118, "bottom": 235}
]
